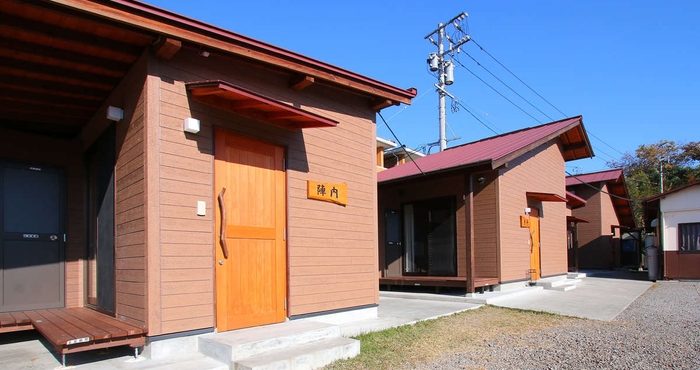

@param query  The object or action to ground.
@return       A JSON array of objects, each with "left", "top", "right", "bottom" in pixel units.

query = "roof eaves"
[
  {"left": 378, "top": 159, "right": 494, "bottom": 185},
  {"left": 56, "top": 0, "right": 417, "bottom": 104},
  {"left": 492, "top": 118, "right": 582, "bottom": 168}
]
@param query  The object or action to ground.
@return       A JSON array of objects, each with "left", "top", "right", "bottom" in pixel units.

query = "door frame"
[
  {"left": 0, "top": 159, "right": 66, "bottom": 312},
  {"left": 528, "top": 207, "right": 541, "bottom": 281},
  {"left": 213, "top": 128, "right": 288, "bottom": 331}
]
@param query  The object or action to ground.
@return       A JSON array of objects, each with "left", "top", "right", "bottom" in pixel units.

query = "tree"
[{"left": 608, "top": 140, "right": 700, "bottom": 225}]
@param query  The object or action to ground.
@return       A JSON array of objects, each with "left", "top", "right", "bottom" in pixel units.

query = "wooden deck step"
[
  {"left": 0, "top": 311, "right": 33, "bottom": 333},
  {"left": 2, "top": 307, "right": 146, "bottom": 358}
]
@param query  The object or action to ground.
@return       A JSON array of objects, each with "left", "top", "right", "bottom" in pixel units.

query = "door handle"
[{"left": 218, "top": 188, "right": 229, "bottom": 259}]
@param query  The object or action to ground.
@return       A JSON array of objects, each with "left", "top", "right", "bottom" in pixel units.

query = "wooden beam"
[
  {"left": 0, "top": 57, "right": 114, "bottom": 85},
  {"left": 153, "top": 36, "right": 181, "bottom": 61},
  {"left": 0, "top": 78, "right": 106, "bottom": 101},
  {"left": 0, "top": 65, "right": 114, "bottom": 91},
  {"left": 370, "top": 99, "right": 394, "bottom": 111},
  {"left": 466, "top": 173, "right": 475, "bottom": 293},
  {"left": 0, "top": 16, "right": 145, "bottom": 63},
  {"left": 0, "top": 37, "right": 130, "bottom": 77},
  {"left": 289, "top": 74, "right": 314, "bottom": 91}
]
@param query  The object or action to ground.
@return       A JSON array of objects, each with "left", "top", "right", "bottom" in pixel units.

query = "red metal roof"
[
  {"left": 565, "top": 169, "right": 623, "bottom": 186},
  {"left": 566, "top": 169, "right": 636, "bottom": 228},
  {"left": 378, "top": 116, "right": 590, "bottom": 183}
]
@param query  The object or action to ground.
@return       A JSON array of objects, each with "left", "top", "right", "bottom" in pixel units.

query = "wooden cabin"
[
  {"left": 0, "top": 0, "right": 415, "bottom": 357},
  {"left": 378, "top": 117, "right": 593, "bottom": 292},
  {"left": 565, "top": 169, "right": 636, "bottom": 269}
]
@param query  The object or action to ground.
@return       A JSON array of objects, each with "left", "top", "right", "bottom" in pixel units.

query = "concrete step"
[
  {"left": 536, "top": 278, "right": 581, "bottom": 289},
  {"left": 463, "top": 286, "right": 543, "bottom": 304},
  {"left": 234, "top": 337, "right": 360, "bottom": 370},
  {"left": 199, "top": 320, "right": 341, "bottom": 364},
  {"left": 567, "top": 272, "right": 587, "bottom": 279},
  {"left": 536, "top": 278, "right": 581, "bottom": 291}
]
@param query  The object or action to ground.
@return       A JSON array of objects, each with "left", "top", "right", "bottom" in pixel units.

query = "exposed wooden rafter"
[
  {"left": 153, "top": 36, "right": 181, "bottom": 61},
  {"left": 289, "top": 74, "right": 314, "bottom": 91},
  {"left": 370, "top": 99, "right": 394, "bottom": 112}
]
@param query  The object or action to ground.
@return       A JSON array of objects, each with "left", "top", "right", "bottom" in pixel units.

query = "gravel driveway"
[{"left": 416, "top": 281, "right": 700, "bottom": 370}]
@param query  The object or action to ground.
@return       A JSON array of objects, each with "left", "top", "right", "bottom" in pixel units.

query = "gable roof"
[
  {"left": 566, "top": 169, "right": 636, "bottom": 228},
  {"left": 643, "top": 179, "right": 700, "bottom": 203},
  {"left": 378, "top": 116, "right": 592, "bottom": 183},
  {"left": 565, "top": 169, "right": 623, "bottom": 186}
]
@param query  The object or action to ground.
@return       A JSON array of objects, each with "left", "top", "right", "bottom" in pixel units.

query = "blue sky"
[{"left": 148, "top": 0, "right": 699, "bottom": 174}]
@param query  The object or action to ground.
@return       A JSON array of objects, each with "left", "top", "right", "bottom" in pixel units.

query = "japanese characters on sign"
[{"left": 307, "top": 180, "right": 348, "bottom": 206}]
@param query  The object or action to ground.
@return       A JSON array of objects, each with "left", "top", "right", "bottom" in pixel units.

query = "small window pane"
[{"left": 678, "top": 223, "right": 700, "bottom": 252}]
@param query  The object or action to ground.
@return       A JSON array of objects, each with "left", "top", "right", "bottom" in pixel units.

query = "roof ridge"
[
  {"left": 446, "top": 115, "right": 582, "bottom": 151},
  {"left": 566, "top": 168, "right": 623, "bottom": 178}
]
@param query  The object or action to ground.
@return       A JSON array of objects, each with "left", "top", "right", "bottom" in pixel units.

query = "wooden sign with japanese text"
[
  {"left": 520, "top": 215, "right": 530, "bottom": 228},
  {"left": 307, "top": 180, "right": 348, "bottom": 206}
]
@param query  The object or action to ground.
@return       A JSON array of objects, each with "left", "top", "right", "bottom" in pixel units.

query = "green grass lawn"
[{"left": 325, "top": 305, "right": 576, "bottom": 370}]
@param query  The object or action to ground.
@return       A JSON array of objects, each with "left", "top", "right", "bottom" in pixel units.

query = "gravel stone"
[{"left": 413, "top": 281, "right": 700, "bottom": 370}]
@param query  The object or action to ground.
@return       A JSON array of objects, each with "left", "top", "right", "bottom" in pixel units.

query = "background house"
[
  {"left": 0, "top": 0, "right": 415, "bottom": 358},
  {"left": 378, "top": 116, "right": 593, "bottom": 293},
  {"left": 643, "top": 180, "right": 700, "bottom": 279},
  {"left": 565, "top": 169, "right": 637, "bottom": 270},
  {"left": 376, "top": 137, "right": 425, "bottom": 171}
]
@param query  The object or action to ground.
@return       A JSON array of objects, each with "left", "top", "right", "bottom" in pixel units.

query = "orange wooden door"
[
  {"left": 529, "top": 208, "right": 541, "bottom": 281},
  {"left": 214, "top": 129, "right": 286, "bottom": 332}
]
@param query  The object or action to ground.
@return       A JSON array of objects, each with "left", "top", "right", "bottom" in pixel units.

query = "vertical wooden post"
[{"left": 466, "top": 173, "right": 475, "bottom": 293}]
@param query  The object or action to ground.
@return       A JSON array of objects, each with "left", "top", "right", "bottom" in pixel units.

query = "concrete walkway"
[
  {"left": 338, "top": 297, "right": 481, "bottom": 337},
  {"left": 490, "top": 274, "right": 653, "bottom": 321}
]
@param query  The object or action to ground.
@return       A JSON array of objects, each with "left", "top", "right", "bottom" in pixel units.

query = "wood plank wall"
[
  {"left": 0, "top": 130, "right": 84, "bottom": 308},
  {"left": 147, "top": 46, "right": 381, "bottom": 333},
  {"left": 498, "top": 141, "right": 568, "bottom": 282},
  {"left": 81, "top": 53, "right": 149, "bottom": 328},
  {"left": 472, "top": 170, "right": 499, "bottom": 278},
  {"left": 569, "top": 184, "right": 606, "bottom": 269}
]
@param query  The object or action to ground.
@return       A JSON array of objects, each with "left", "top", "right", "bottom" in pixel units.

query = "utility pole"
[
  {"left": 425, "top": 12, "right": 470, "bottom": 151},
  {"left": 659, "top": 160, "right": 664, "bottom": 193}
]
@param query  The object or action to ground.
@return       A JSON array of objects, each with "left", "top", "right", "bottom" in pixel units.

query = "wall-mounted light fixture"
[
  {"left": 199, "top": 48, "right": 210, "bottom": 57},
  {"left": 524, "top": 207, "right": 531, "bottom": 216},
  {"left": 107, "top": 106, "right": 124, "bottom": 121},
  {"left": 477, "top": 176, "right": 486, "bottom": 184},
  {"left": 184, "top": 117, "right": 200, "bottom": 134}
]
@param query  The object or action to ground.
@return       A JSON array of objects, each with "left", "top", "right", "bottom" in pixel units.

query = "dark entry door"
[{"left": 0, "top": 162, "right": 65, "bottom": 312}]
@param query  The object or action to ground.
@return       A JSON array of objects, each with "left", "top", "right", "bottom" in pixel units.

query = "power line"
[
  {"left": 566, "top": 171, "right": 638, "bottom": 202},
  {"left": 470, "top": 38, "right": 626, "bottom": 157},
  {"left": 450, "top": 97, "right": 500, "bottom": 135},
  {"left": 377, "top": 111, "right": 425, "bottom": 176},
  {"left": 460, "top": 52, "right": 555, "bottom": 121},
  {"left": 471, "top": 38, "right": 566, "bottom": 117},
  {"left": 453, "top": 58, "right": 541, "bottom": 124}
]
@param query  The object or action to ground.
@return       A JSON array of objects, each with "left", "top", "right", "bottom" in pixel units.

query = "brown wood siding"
[
  {"left": 472, "top": 171, "right": 499, "bottom": 278},
  {"left": 499, "top": 141, "right": 567, "bottom": 282},
  {"left": 378, "top": 174, "right": 467, "bottom": 277},
  {"left": 569, "top": 184, "right": 608, "bottom": 269},
  {"left": 599, "top": 183, "right": 619, "bottom": 267},
  {"left": 664, "top": 251, "right": 700, "bottom": 279},
  {"left": 80, "top": 52, "right": 150, "bottom": 328},
  {"left": 0, "top": 130, "right": 84, "bottom": 308},
  {"left": 151, "top": 46, "right": 380, "bottom": 330}
]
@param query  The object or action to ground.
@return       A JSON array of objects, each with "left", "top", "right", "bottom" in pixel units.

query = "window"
[
  {"left": 402, "top": 197, "right": 456, "bottom": 276},
  {"left": 678, "top": 223, "right": 700, "bottom": 252}
]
